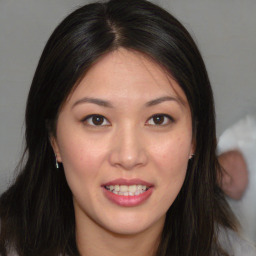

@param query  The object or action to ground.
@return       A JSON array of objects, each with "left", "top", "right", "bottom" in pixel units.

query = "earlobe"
[
  {"left": 189, "top": 154, "right": 195, "bottom": 160},
  {"left": 189, "top": 141, "right": 196, "bottom": 160},
  {"left": 49, "top": 136, "right": 62, "bottom": 163}
]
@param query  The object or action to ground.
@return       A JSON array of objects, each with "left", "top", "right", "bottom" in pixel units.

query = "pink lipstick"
[{"left": 102, "top": 178, "right": 153, "bottom": 207}]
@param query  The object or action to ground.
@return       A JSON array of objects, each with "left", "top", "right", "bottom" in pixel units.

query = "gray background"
[{"left": 0, "top": 0, "right": 256, "bottom": 192}]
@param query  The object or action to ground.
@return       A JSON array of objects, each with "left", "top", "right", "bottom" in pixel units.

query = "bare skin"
[
  {"left": 218, "top": 150, "right": 249, "bottom": 200},
  {"left": 51, "top": 48, "right": 194, "bottom": 255},
  {"left": 75, "top": 208, "right": 164, "bottom": 256}
]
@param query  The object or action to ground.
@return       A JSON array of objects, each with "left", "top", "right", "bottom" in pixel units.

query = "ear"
[{"left": 49, "top": 136, "right": 62, "bottom": 163}]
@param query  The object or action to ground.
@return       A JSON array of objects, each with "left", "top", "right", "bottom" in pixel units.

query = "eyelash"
[
  {"left": 82, "top": 114, "right": 174, "bottom": 127},
  {"left": 82, "top": 114, "right": 111, "bottom": 127},
  {"left": 146, "top": 114, "right": 174, "bottom": 126}
]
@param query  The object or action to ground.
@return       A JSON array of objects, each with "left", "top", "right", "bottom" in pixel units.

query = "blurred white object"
[
  {"left": 218, "top": 227, "right": 256, "bottom": 255},
  {"left": 218, "top": 115, "right": 256, "bottom": 244}
]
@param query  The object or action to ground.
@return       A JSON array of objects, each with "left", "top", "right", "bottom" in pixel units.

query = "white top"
[{"left": 218, "top": 228, "right": 256, "bottom": 256}]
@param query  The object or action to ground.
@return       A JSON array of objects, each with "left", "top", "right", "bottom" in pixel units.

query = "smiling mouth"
[{"left": 104, "top": 184, "right": 149, "bottom": 196}]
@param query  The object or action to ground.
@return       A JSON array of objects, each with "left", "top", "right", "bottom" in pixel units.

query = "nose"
[{"left": 109, "top": 126, "right": 148, "bottom": 170}]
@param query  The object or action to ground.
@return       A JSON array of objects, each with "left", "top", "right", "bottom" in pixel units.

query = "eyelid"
[
  {"left": 145, "top": 113, "right": 174, "bottom": 126},
  {"left": 81, "top": 113, "right": 174, "bottom": 127},
  {"left": 82, "top": 114, "right": 111, "bottom": 126}
]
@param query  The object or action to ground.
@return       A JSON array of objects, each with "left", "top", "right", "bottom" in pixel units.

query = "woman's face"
[{"left": 52, "top": 48, "right": 194, "bottom": 236}]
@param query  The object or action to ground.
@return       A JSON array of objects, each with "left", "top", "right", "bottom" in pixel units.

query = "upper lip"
[{"left": 102, "top": 178, "right": 153, "bottom": 187}]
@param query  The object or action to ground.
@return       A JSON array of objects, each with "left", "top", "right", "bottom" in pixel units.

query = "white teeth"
[
  {"left": 105, "top": 184, "right": 149, "bottom": 196},
  {"left": 129, "top": 185, "right": 137, "bottom": 193},
  {"left": 120, "top": 185, "right": 128, "bottom": 192}
]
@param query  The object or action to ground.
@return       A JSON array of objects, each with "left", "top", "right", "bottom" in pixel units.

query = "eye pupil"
[
  {"left": 92, "top": 115, "right": 104, "bottom": 125},
  {"left": 153, "top": 115, "right": 164, "bottom": 125}
]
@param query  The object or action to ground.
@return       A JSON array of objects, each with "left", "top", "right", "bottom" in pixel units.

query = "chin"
[{"left": 100, "top": 211, "right": 166, "bottom": 236}]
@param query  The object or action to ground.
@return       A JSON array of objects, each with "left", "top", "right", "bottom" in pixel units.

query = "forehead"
[{"left": 68, "top": 48, "right": 188, "bottom": 106}]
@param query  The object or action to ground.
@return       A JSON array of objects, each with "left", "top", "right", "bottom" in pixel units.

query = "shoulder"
[{"left": 218, "top": 228, "right": 256, "bottom": 256}]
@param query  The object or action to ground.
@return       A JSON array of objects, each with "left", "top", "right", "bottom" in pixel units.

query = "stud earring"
[
  {"left": 189, "top": 154, "right": 195, "bottom": 160},
  {"left": 55, "top": 154, "right": 59, "bottom": 169}
]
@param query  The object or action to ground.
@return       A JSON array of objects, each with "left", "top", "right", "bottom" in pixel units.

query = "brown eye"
[
  {"left": 146, "top": 114, "right": 173, "bottom": 126},
  {"left": 153, "top": 115, "right": 165, "bottom": 125},
  {"left": 84, "top": 115, "right": 110, "bottom": 126},
  {"left": 92, "top": 116, "right": 104, "bottom": 125}
]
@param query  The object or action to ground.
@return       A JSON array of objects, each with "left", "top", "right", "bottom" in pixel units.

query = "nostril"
[{"left": 108, "top": 148, "right": 148, "bottom": 170}]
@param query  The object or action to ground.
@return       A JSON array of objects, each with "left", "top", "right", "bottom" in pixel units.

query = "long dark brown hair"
[{"left": 0, "top": 0, "right": 237, "bottom": 255}]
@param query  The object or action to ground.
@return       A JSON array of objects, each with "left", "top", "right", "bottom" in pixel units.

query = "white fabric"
[
  {"left": 218, "top": 115, "right": 256, "bottom": 244},
  {"left": 218, "top": 228, "right": 256, "bottom": 256}
]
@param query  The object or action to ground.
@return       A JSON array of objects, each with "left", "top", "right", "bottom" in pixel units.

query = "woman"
[{"left": 0, "top": 0, "right": 255, "bottom": 255}]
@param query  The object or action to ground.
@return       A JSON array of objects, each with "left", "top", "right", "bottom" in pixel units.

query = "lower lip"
[{"left": 103, "top": 187, "right": 153, "bottom": 207}]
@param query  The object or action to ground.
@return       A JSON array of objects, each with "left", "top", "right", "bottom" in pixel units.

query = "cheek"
[
  {"left": 150, "top": 134, "right": 191, "bottom": 188},
  {"left": 57, "top": 133, "right": 108, "bottom": 183},
  {"left": 153, "top": 135, "right": 191, "bottom": 167},
  {"left": 151, "top": 136, "right": 191, "bottom": 209}
]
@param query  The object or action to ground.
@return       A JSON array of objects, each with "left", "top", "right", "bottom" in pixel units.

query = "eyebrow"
[
  {"left": 145, "top": 96, "right": 184, "bottom": 107},
  {"left": 72, "top": 97, "right": 114, "bottom": 108},
  {"left": 72, "top": 96, "right": 183, "bottom": 109}
]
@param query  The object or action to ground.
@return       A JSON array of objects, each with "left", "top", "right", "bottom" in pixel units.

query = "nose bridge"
[{"left": 109, "top": 123, "right": 147, "bottom": 170}]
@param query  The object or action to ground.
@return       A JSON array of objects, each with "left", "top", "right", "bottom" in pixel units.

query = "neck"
[{"left": 75, "top": 215, "right": 164, "bottom": 256}]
